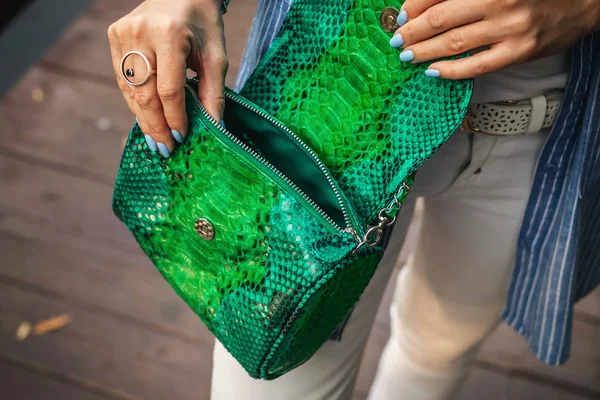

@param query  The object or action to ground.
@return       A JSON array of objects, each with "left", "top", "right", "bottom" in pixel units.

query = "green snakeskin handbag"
[{"left": 112, "top": 0, "right": 472, "bottom": 380}]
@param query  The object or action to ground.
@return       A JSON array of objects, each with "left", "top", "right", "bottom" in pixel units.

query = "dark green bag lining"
[{"left": 223, "top": 97, "right": 347, "bottom": 228}]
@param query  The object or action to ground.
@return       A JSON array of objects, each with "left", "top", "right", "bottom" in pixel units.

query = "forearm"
[{"left": 588, "top": 0, "right": 600, "bottom": 31}]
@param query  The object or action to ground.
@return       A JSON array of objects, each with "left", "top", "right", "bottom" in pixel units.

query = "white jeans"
[{"left": 211, "top": 130, "right": 547, "bottom": 400}]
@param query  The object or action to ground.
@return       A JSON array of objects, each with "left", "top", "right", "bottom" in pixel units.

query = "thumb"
[{"left": 195, "top": 43, "right": 228, "bottom": 121}]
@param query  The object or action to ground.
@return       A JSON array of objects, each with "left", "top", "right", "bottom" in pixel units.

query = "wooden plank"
[
  {"left": 0, "top": 281, "right": 214, "bottom": 400},
  {"left": 41, "top": 0, "right": 137, "bottom": 83},
  {"left": 0, "top": 113, "right": 217, "bottom": 397},
  {"left": 0, "top": 152, "right": 135, "bottom": 249},
  {"left": 42, "top": 0, "right": 259, "bottom": 87},
  {"left": 0, "top": 358, "right": 109, "bottom": 400},
  {"left": 478, "top": 320, "right": 600, "bottom": 395},
  {"left": 0, "top": 228, "right": 210, "bottom": 341},
  {"left": 1, "top": 0, "right": 261, "bottom": 184},
  {"left": 0, "top": 66, "right": 134, "bottom": 181},
  {"left": 457, "top": 368, "right": 591, "bottom": 400},
  {"left": 354, "top": 368, "right": 591, "bottom": 400},
  {"left": 0, "top": 229, "right": 205, "bottom": 337},
  {"left": 0, "top": 208, "right": 149, "bottom": 271},
  {"left": 575, "top": 288, "right": 600, "bottom": 321},
  {"left": 0, "top": 135, "right": 219, "bottom": 338},
  {"left": 0, "top": 0, "right": 96, "bottom": 96}
]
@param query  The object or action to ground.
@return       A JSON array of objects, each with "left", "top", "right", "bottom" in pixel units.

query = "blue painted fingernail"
[
  {"left": 397, "top": 10, "right": 408, "bottom": 26},
  {"left": 221, "top": 120, "right": 226, "bottom": 129},
  {"left": 425, "top": 69, "right": 441, "bottom": 78},
  {"left": 389, "top": 34, "right": 404, "bottom": 48},
  {"left": 157, "top": 143, "right": 170, "bottom": 158},
  {"left": 171, "top": 129, "right": 184, "bottom": 143},
  {"left": 400, "top": 50, "right": 414, "bottom": 62},
  {"left": 144, "top": 134, "right": 157, "bottom": 152}
]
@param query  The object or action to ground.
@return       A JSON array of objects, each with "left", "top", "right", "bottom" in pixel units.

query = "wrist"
[
  {"left": 583, "top": 0, "right": 600, "bottom": 33},
  {"left": 189, "top": 0, "right": 224, "bottom": 16}
]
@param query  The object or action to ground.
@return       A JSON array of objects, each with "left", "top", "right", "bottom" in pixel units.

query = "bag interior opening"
[{"left": 222, "top": 98, "right": 347, "bottom": 229}]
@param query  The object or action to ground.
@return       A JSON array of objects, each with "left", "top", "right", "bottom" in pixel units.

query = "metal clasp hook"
[{"left": 352, "top": 182, "right": 411, "bottom": 254}]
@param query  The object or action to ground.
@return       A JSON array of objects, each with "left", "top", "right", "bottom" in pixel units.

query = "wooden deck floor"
[{"left": 0, "top": 0, "right": 598, "bottom": 398}]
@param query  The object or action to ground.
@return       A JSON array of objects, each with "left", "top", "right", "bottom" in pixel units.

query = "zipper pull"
[{"left": 352, "top": 181, "right": 411, "bottom": 253}]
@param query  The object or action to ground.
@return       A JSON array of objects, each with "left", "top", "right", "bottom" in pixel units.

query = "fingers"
[
  {"left": 131, "top": 48, "right": 175, "bottom": 156},
  {"left": 108, "top": 25, "right": 138, "bottom": 116},
  {"left": 400, "top": 0, "right": 446, "bottom": 21},
  {"left": 156, "top": 42, "right": 189, "bottom": 143},
  {"left": 193, "top": 18, "right": 228, "bottom": 121},
  {"left": 402, "top": 21, "right": 501, "bottom": 63},
  {"left": 389, "top": 0, "right": 508, "bottom": 79},
  {"left": 394, "top": 1, "right": 486, "bottom": 48},
  {"left": 108, "top": 23, "right": 188, "bottom": 158},
  {"left": 197, "top": 52, "right": 228, "bottom": 122},
  {"left": 108, "top": 25, "right": 174, "bottom": 157},
  {"left": 107, "top": 0, "right": 229, "bottom": 159},
  {"left": 427, "top": 44, "right": 515, "bottom": 79}
]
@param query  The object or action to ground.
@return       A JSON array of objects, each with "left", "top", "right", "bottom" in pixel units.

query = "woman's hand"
[
  {"left": 108, "top": 0, "right": 227, "bottom": 157},
  {"left": 390, "top": 0, "right": 600, "bottom": 79}
]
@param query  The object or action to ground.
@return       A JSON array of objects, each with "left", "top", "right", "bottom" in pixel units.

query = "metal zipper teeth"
[
  {"left": 224, "top": 91, "right": 358, "bottom": 234},
  {"left": 184, "top": 84, "right": 354, "bottom": 235}
]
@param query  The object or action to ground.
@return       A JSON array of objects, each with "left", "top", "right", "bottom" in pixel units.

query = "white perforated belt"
[{"left": 460, "top": 91, "right": 563, "bottom": 135}]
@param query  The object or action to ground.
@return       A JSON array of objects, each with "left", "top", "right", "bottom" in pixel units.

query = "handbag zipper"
[{"left": 184, "top": 83, "right": 362, "bottom": 239}]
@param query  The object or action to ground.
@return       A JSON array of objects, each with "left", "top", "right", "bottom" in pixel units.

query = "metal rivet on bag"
[
  {"left": 380, "top": 7, "right": 400, "bottom": 32},
  {"left": 195, "top": 218, "right": 214, "bottom": 240}
]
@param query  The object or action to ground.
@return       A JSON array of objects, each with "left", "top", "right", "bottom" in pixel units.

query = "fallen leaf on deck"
[
  {"left": 15, "top": 321, "right": 32, "bottom": 342},
  {"left": 33, "top": 313, "right": 72, "bottom": 335},
  {"left": 31, "top": 87, "right": 45, "bottom": 103}
]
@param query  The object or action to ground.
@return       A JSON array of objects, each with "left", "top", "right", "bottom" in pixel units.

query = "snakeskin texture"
[
  {"left": 241, "top": 0, "right": 472, "bottom": 224},
  {"left": 113, "top": 0, "right": 472, "bottom": 380},
  {"left": 113, "top": 87, "right": 384, "bottom": 379}
]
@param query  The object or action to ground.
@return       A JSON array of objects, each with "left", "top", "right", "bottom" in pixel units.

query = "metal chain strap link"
[
  {"left": 221, "top": 0, "right": 230, "bottom": 14},
  {"left": 352, "top": 182, "right": 411, "bottom": 253}
]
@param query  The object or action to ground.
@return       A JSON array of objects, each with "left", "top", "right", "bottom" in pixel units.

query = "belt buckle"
[
  {"left": 460, "top": 111, "right": 500, "bottom": 135},
  {"left": 460, "top": 112, "right": 478, "bottom": 133}
]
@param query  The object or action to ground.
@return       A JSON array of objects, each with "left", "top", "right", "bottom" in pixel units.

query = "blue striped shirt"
[{"left": 233, "top": 0, "right": 600, "bottom": 365}]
